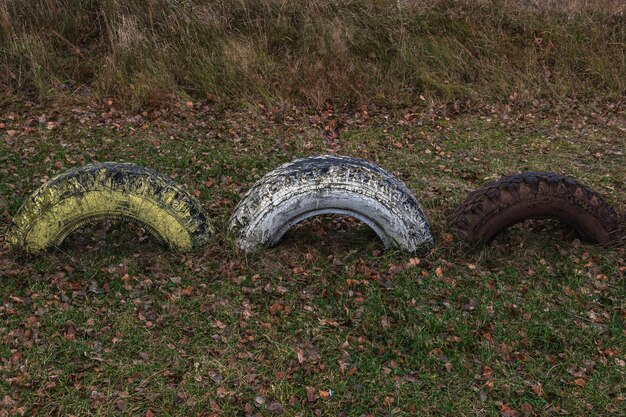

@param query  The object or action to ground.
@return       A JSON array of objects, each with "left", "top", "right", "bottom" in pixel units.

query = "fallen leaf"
[
  {"left": 296, "top": 348, "right": 305, "bottom": 363},
  {"left": 116, "top": 399, "right": 127, "bottom": 411},
  {"left": 268, "top": 402, "right": 285, "bottom": 414},
  {"left": 500, "top": 403, "right": 518, "bottom": 417},
  {"left": 306, "top": 386, "right": 316, "bottom": 402},
  {"left": 216, "top": 387, "right": 231, "bottom": 398},
  {"left": 407, "top": 258, "right": 420, "bottom": 267}
]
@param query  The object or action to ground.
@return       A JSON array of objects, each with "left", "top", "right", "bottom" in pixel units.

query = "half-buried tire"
[
  {"left": 229, "top": 155, "right": 434, "bottom": 253},
  {"left": 451, "top": 172, "right": 620, "bottom": 245},
  {"left": 7, "top": 162, "right": 213, "bottom": 253}
]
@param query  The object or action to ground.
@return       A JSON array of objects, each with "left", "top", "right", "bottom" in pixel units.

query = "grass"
[
  {"left": 1, "top": 0, "right": 625, "bottom": 109},
  {"left": 0, "top": 101, "right": 624, "bottom": 416}
]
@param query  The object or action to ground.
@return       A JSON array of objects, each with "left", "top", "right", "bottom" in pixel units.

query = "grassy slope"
[
  {"left": 0, "top": 101, "right": 624, "bottom": 416},
  {"left": 1, "top": 0, "right": 625, "bottom": 109},
  {"left": 0, "top": 2, "right": 625, "bottom": 415}
]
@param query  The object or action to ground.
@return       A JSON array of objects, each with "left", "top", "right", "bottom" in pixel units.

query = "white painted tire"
[{"left": 228, "top": 155, "right": 434, "bottom": 253}]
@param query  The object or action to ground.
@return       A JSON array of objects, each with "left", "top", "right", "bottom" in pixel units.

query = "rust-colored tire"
[{"left": 451, "top": 172, "right": 620, "bottom": 245}]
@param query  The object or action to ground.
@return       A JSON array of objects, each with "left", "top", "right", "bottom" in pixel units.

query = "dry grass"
[{"left": 1, "top": 0, "right": 625, "bottom": 109}]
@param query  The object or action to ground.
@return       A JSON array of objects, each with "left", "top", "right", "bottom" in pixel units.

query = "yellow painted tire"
[{"left": 6, "top": 162, "right": 213, "bottom": 253}]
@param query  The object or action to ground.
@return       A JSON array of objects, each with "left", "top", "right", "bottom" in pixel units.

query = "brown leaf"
[
  {"left": 435, "top": 266, "right": 444, "bottom": 277},
  {"left": 217, "top": 387, "right": 231, "bottom": 398},
  {"left": 296, "top": 348, "right": 305, "bottom": 364},
  {"left": 574, "top": 378, "right": 586, "bottom": 388},
  {"left": 520, "top": 403, "right": 533, "bottom": 414},
  {"left": 204, "top": 178, "right": 215, "bottom": 187},
  {"left": 319, "top": 390, "right": 330, "bottom": 399},
  {"left": 407, "top": 258, "right": 420, "bottom": 267},
  {"left": 500, "top": 403, "right": 518, "bottom": 417},
  {"left": 269, "top": 303, "right": 283, "bottom": 315},
  {"left": 306, "top": 386, "right": 317, "bottom": 402},
  {"left": 146, "top": 410, "right": 155, "bottom": 417},
  {"left": 116, "top": 399, "right": 127, "bottom": 411},
  {"left": 268, "top": 402, "right": 285, "bottom": 414},
  {"left": 532, "top": 383, "right": 542, "bottom": 396},
  {"left": 319, "top": 319, "right": 339, "bottom": 327}
]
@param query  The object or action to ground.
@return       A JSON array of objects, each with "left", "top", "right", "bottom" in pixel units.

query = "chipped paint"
[
  {"left": 229, "top": 155, "right": 434, "bottom": 253},
  {"left": 7, "top": 162, "right": 213, "bottom": 253}
]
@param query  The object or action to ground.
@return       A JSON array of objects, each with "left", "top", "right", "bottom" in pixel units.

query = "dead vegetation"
[{"left": 1, "top": 0, "right": 625, "bottom": 109}]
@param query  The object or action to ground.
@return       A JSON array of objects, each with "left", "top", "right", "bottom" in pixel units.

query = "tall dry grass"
[{"left": 1, "top": 0, "right": 625, "bottom": 109}]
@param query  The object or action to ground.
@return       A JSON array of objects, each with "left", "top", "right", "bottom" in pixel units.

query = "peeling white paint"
[{"left": 229, "top": 155, "right": 434, "bottom": 253}]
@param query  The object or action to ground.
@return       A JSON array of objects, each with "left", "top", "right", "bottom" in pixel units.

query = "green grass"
[
  {"left": 0, "top": 102, "right": 624, "bottom": 416},
  {"left": 1, "top": 0, "right": 625, "bottom": 109}
]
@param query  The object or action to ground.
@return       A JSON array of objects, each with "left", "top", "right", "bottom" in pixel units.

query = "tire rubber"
[
  {"left": 229, "top": 155, "right": 434, "bottom": 253},
  {"left": 6, "top": 162, "right": 213, "bottom": 252},
  {"left": 451, "top": 172, "right": 620, "bottom": 245}
]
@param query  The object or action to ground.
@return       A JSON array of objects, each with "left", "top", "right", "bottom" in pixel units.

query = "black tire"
[
  {"left": 451, "top": 172, "right": 620, "bottom": 245},
  {"left": 7, "top": 162, "right": 213, "bottom": 252},
  {"left": 229, "top": 155, "right": 434, "bottom": 253}
]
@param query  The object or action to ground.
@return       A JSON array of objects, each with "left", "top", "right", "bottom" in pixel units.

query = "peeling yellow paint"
[
  {"left": 23, "top": 190, "right": 194, "bottom": 251},
  {"left": 7, "top": 162, "right": 213, "bottom": 253}
]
